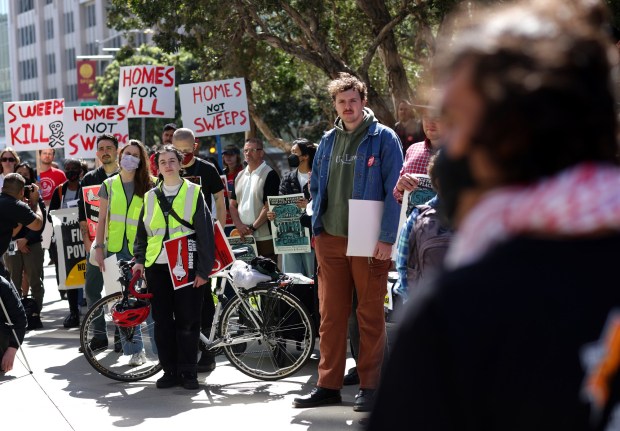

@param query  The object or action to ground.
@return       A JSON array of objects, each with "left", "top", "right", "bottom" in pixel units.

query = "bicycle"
[{"left": 80, "top": 259, "right": 316, "bottom": 382}]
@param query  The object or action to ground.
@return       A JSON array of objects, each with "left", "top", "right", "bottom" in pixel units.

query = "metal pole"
[
  {"left": 215, "top": 135, "right": 222, "bottom": 170},
  {"left": 141, "top": 117, "right": 146, "bottom": 144}
]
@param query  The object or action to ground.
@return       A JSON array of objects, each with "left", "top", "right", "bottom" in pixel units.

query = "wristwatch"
[
  {"left": 93, "top": 243, "right": 105, "bottom": 249},
  {"left": 247, "top": 224, "right": 256, "bottom": 232}
]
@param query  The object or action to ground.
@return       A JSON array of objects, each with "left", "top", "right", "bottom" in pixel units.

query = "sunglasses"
[{"left": 1, "top": 157, "right": 16, "bottom": 163}]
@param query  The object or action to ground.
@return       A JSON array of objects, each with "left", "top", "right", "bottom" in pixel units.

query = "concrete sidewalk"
[{"left": 0, "top": 262, "right": 369, "bottom": 431}]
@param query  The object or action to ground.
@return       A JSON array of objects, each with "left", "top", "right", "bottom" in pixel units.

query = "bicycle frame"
[{"left": 201, "top": 269, "right": 266, "bottom": 350}]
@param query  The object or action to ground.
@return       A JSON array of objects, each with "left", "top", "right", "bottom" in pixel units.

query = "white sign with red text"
[
  {"left": 64, "top": 106, "right": 129, "bottom": 159},
  {"left": 118, "top": 65, "right": 175, "bottom": 118},
  {"left": 3, "top": 99, "right": 65, "bottom": 150},
  {"left": 179, "top": 78, "right": 250, "bottom": 136}
]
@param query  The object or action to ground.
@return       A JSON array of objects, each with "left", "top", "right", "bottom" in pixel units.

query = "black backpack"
[
  {"left": 406, "top": 205, "right": 453, "bottom": 291},
  {"left": 250, "top": 256, "right": 281, "bottom": 280}
]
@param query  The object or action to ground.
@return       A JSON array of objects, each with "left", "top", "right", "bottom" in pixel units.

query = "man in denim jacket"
[{"left": 293, "top": 73, "right": 403, "bottom": 412}]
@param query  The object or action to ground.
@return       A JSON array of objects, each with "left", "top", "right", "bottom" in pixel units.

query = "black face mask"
[
  {"left": 66, "top": 170, "right": 80, "bottom": 182},
  {"left": 434, "top": 149, "right": 477, "bottom": 225},
  {"left": 288, "top": 154, "right": 300, "bottom": 169}
]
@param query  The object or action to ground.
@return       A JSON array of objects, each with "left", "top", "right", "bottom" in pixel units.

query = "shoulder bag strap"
[{"left": 154, "top": 188, "right": 193, "bottom": 230}]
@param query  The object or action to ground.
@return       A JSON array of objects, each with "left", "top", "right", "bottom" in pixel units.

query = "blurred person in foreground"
[{"left": 369, "top": 0, "right": 620, "bottom": 429}]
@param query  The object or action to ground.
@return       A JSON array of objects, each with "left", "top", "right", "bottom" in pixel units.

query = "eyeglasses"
[
  {"left": 243, "top": 148, "right": 263, "bottom": 154},
  {"left": 1, "top": 157, "right": 16, "bottom": 163}
]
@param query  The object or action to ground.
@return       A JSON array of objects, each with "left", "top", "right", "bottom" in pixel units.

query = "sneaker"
[
  {"left": 343, "top": 366, "right": 360, "bottom": 386},
  {"left": 180, "top": 371, "right": 199, "bottom": 390},
  {"left": 196, "top": 351, "right": 216, "bottom": 373},
  {"left": 63, "top": 313, "right": 80, "bottom": 328},
  {"left": 293, "top": 387, "right": 342, "bottom": 408},
  {"left": 353, "top": 388, "right": 376, "bottom": 412},
  {"left": 128, "top": 351, "right": 146, "bottom": 366},
  {"left": 156, "top": 371, "right": 179, "bottom": 389}
]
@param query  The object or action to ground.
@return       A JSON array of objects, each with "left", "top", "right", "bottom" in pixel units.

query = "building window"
[
  {"left": 67, "top": 84, "right": 78, "bottom": 102},
  {"left": 47, "top": 88, "right": 57, "bottom": 99},
  {"left": 47, "top": 54, "right": 56, "bottom": 75},
  {"left": 18, "top": 0, "right": 34, "bottom": 14},
  {"left": 64, "top": 12, "right": 74, "bottom": 34},
  {"left": 66, "top": 48, "right": 76, "bottom": 70},
  {"left": 18, "top": 25, "right": 36, "bottom": 47},
  {"left": 19, "top": 58, "right": 38, "bottom": 80},
  {"left": 86, "top": 4, "right": 96, "bottom": 28},
  {"left": 86, "top": 42, "right": 98, "bottom": 55},
  {"left": 21, "top": 92, "right": 39, "bottom": 101},
  {"left": 45, "top": 19, "right": 54, "bottom": 40}
]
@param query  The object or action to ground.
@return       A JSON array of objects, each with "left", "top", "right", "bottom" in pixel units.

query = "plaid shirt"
[
  {"left": 393, "top": 139, "right": 434, "bottom": 203},
  {"left": 395, "top": 195, "right": 438, "bottom": 298}
]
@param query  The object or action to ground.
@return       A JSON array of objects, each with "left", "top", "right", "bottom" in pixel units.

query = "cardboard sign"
[
  {"left": 82, "top": 185, "right": 101, "bottom": 241},
  {"left": 50, "top": 208, "right": 86, "bottom": 290},
  {"left": 163, "top": 232, "right": 197, "bottom": 290},
  {"left": 3, "top": 99, "right": 65, "bottom": 150},
  {"left": 211, "top": 221, "right": 234, "bottom": 275},
  {"left": 118, "top": 65, "right": 175, "bottom": 118},
  {"left": 179, "top": 78, "right": 250, "bottom": 137},
  {"left": 64, "top": 106, "right": 129, "bottom": 159}
]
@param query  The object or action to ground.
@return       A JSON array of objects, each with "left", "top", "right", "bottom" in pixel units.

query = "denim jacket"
[{"left": 310, "top": 121, "right": 404, "bottom": 243}]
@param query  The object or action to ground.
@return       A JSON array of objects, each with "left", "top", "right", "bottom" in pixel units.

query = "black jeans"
[{"left": 146, "top": 263, "right": 205, "bottom": 374}]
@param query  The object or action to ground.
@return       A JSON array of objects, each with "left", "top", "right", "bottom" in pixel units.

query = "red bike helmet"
[{"left": 111, "top": 298, "right": 151, "bottom": 328}]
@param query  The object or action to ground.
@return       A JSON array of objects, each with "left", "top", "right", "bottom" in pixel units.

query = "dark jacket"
[
  {"left": 0, "top": 276, "right": 27, "bottom": 350},
  {"left": 369, "top": 234, "right": 620, "bottom": 431},
  {"left": 279, "top": 169, "right": 310, "bottom": 199}
]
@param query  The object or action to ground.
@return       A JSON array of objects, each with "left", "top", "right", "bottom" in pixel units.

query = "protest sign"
[
  {"left": 3, "top": 99, "right": 65, "bottom": 150},
  {"left": 211, "top": 221, "right": 234, "bottom": 275},
  {"left": 179, "top": 78, "right": 250, "bottom": 136},
  {"left": 163, "top": 232, "right": 197, "bottom": 290},
  {"left": 64, "top": 106, "right": 129, "bottom": 158},
  {"left": 268, "top": 193, "right": 311, "bottom": 254},
  {"left": 82, "top": 185, "right": 101, "bottom": 241},
  {"left": 50, "top": 208, "right": 86, "bottom": 290},
  {"left": 118, "top": 65, "right": 175, "bottom": 118},
  {"left": 227, "top": 235, "right": 258, "bottom": 263}
]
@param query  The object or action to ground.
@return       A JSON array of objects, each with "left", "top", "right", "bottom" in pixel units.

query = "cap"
[
  {"left": 163, "top": 123, "right": 177, "bottom": 132},
  {"left": 222, "top": 145, "right": 240, "bottom": 155}
]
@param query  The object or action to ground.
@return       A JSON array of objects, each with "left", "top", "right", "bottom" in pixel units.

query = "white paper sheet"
[
  {"left": 346, "top": 200, "right": 383, "bottom": 257},
  {"left": 102, "top": 254, "right": 123, "bottom": 296}
]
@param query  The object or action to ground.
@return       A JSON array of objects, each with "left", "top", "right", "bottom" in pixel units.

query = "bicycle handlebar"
[{"left": 128, "top": 270, "right": 153, "bottom": 299}]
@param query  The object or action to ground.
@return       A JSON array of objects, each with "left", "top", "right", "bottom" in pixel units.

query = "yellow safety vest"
[
  {"left": 142, "top": 179, "right": 200, "bottom": 267},
  {"left": 105, "top": 175, "right": 145, "bottom": 255}
]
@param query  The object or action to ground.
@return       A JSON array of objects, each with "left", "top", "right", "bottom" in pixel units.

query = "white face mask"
[{"left": 120, "top": 154, "right": 140, "bottom": 172}]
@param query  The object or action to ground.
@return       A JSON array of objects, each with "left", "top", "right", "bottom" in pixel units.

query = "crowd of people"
[{"left": 1, "top": 0, "right": 620, "bottom": 427}]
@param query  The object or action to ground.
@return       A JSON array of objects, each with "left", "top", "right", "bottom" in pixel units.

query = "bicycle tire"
[
  {"left": 80, "top": 292, "right": 162, "bottom": 382},
  {"left": 218, "top": 286, "right": 316, "bottom": 381}
]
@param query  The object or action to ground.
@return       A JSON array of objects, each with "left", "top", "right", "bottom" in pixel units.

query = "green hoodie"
[{"left": 322, "top": 108, "right": 377, "bottom": 237}]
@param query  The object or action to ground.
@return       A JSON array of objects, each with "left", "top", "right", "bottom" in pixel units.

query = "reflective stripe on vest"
[
  {"left": 143, "top": 180, "right": 200, "bottom": 267},
  {"left": 106, "top": 176, "right": 145, "bottom": 255}
]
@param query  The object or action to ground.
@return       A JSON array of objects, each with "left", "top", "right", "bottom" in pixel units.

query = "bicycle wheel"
[
  {"left": 218, "top": 286, "right": 316, "bottom": 381},
  {"left": 80, "top": 292, "right": 161, "bottom": 382}
]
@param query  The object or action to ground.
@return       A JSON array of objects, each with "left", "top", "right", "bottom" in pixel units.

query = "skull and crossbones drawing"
[{"left": 49, "top": 121, "right": 64, "bottom": 148}]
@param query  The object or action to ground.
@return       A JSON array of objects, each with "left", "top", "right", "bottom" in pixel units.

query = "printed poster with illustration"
[
  {"left": 82, "top": 185, "right": 101, "bottom": 241},
  {"left": 227, "top": 236, "right": 258, "bottom": 263},
  {"left": 268, "top": 193, "right": 311, "bottom": 254},
  {"left": 163, "top": 232, "right": 198, "bottom": 289},
  {"left": 50, "top": 208, "right": 86, "bottom": 290}
]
